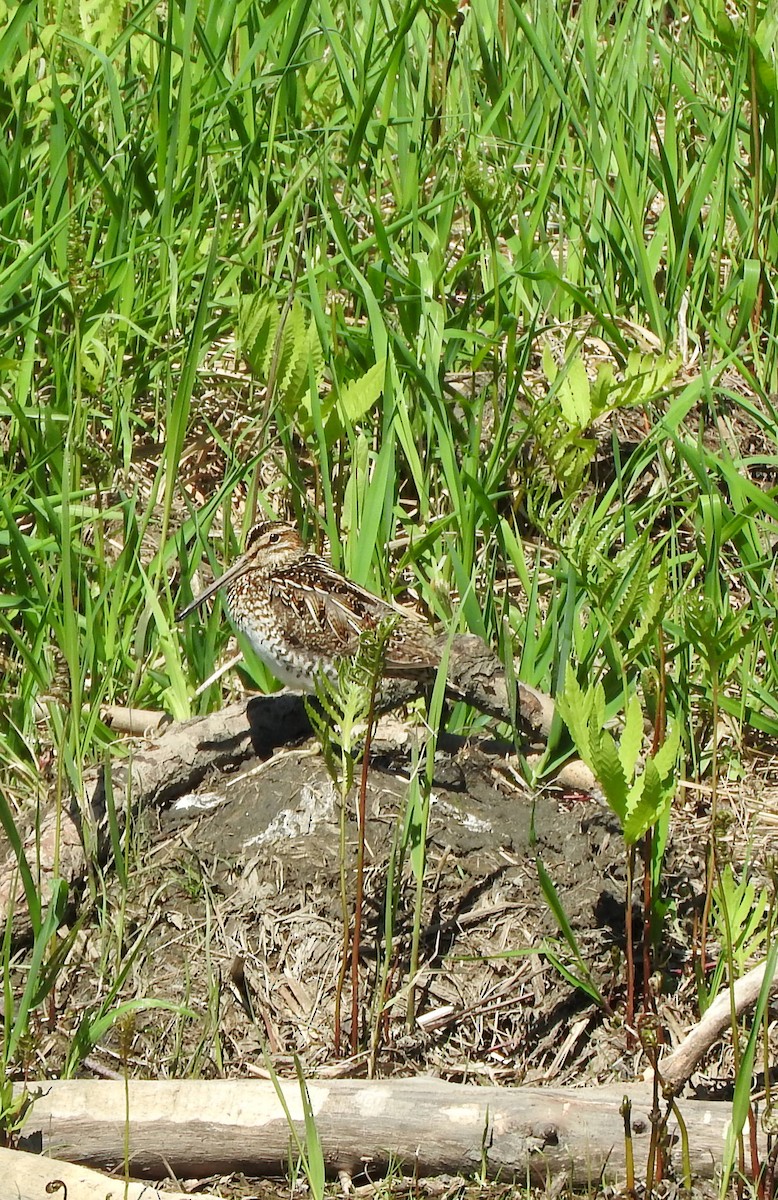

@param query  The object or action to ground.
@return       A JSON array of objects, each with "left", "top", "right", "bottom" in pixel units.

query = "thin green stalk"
[
  {"left": 620, "top": 1095, "right": 634, "bottom": 1194},
  {"left": 670, "top": 1098, "right": 692, "bottom": 1193}
]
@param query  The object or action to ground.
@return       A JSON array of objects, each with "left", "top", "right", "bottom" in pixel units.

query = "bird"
[{"left": 177, "top": 520, "right": 441, "bottom": 692}]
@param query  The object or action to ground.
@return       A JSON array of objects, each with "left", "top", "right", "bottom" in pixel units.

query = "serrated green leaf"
[
  {"left": 239, "top": 298, "right": 277, "bottom": 377},
  {"left": 589, "top": 726, "right": 628, "bottom": 820},
  {"left": 629, "top": 554, "right": 668, "bottom": 655},
  {"left": 621, "top": 351, "right": 680, "bottom": 401},
  {"left": 556, "top": 666, "right": 594, "bottom": 771},
  {"left": 591, "top": 681, "right": 607, "bottom": 738},
  {"left": 336, "top": 358, "right": 385, "bottom": 424},
  {"left": 279, "top": 304, "right": 317, "bottom": 413},
  {"left": 79, "top": 0, "right": 123, "bottom": 48},
  {"left": 609, "top": 538, "right": 650, "bottom": 635},
  {"left": 618, "top": 693, "right": 644, "bottom": 778},
  {"left": 623, "top": 756, "right": 671, "bottom": 843},
  {"left": 307, "top": 321, "right": 325, "bottom": 386},
  {"left": 652, "top": 720, "right": 680, "bottom": 780},
  {"left": 277, "top": 302, "right": 306, "bottom": 397},
  {"left": 590, "top": 360, "right": 616, "bottom": 419},
  {"left": 287, "top": 324, "right": 328, "bottom": 429},
  {"left": 239, "top": 295, "right": 326, "bottom": 438},
  {"left": 542, "top": 342, "right": 558, "bottom": 384},
  {"left": 557, "top": 352, "right": 591, "bottom": 428},
  {"left": 569, "top": 496, "right": 606, "bottom": 578}
]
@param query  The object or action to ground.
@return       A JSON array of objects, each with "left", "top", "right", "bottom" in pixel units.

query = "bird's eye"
[{"left": 268, "top": 532, "right": 280, "bottom": 545}]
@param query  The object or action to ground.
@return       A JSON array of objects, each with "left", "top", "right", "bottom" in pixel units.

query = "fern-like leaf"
[
  {"left": 605, "top": 537, "right": 650, "bottom": 635},
  {"left": 556, "top": 350, "right": 592, "bottom": 429},
  {"left": 589, "top": 726, "right": 628, "bottom": 823},
  {"left": 651, "top": 720, "right": 680, "bottom": 780},
  {"left": 623, "top": 756, "right": 671, "bottom": 844},
  {"left": 618, "top": 693, "right": 644, "bottom": 779},
  {"left": 79, "top": 0, "right": 123, "bottom": 49},
  {"left": 628, "top": 554, "right": 668, "bottom": 657},
  {"left": 555, "top": 666, "right": 595, "bottom": 773},
  {"left": 305, "top": 616, "right": 399, "bottom": 796},
  {"left": 239, "top": 297, "right": 277, "bottom": 377},
  {"left": 277, "top": 302, "right": 307, "bottom": 400},
  {"left": 337, "top": 359, "right": 385, "bottom": 424}
]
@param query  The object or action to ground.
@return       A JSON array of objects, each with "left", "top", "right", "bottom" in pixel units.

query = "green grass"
[{"left": 1, "top": 0, "right": 777, "bottom": 1178}]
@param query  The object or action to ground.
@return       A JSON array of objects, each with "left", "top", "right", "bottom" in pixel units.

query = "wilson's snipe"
[{"left": 177, "top": 520, "right": 440, "bottom": 691}]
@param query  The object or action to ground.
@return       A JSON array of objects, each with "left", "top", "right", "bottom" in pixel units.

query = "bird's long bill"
[{"left": 176, "top": 555, "right": 247, "bottom": 621}]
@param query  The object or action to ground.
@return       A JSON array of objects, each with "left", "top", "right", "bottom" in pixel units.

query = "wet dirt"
[{"left": 143, "top": 718, "right": 644, "bottom": 1089}]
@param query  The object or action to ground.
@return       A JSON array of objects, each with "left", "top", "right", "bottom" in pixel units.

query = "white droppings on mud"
[
  {"left": 173, "top": 792, "right": 227, "bottom": 812},
  {"left": 431, "top": 793, "right": 492, "bottom": 833},
  {"left": 244, "top": 779, "right": 338, "bottom": 847}
]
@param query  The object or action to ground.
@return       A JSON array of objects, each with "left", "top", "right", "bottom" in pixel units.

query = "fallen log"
[
  {"left": 0, "top": 1145, "right": 220, "bottom": 1200},
  {"left": 16, "top": 1076, "right": 763, "bottom": 1186},
  {"left": 660, "top": 958, "right": 778, "bottom": 1093}
]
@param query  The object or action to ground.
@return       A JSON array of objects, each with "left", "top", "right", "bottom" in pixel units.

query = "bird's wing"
[{"left": 269, "top": 556, "right": 396, "bottom": 657}]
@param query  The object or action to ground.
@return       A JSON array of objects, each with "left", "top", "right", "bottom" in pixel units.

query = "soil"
[
  {"left": 71, "top": 706, "right": 765, "bottom": 1092},
  {"left": 162, "top": 732, "right": 604, "bottom": 1063}
]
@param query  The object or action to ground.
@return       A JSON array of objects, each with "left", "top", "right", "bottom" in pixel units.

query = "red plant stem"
[
  {"left": 626, "top": 844, "right": 635, "bottom": 1039},
  {"left": 642, "top": 626, "right": 667, "bottom": 1015},
  {"left": 749, "top": 1105, "right": 763, "bottom": 1197},
  {"left": 351, "top": 683, "right": 379, "bottom": 1056},
  {"left": 642, "top": 827, "right": 654, "bottom": 1016}
]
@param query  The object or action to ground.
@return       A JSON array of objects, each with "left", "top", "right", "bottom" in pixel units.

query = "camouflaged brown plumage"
[{"left": 177, "top": 520, "right": 440, "bottom": 691}]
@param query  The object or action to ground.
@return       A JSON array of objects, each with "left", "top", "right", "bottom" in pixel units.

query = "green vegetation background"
[{"left": 1, "top": 0, "right": 777, "bottom": 801}]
